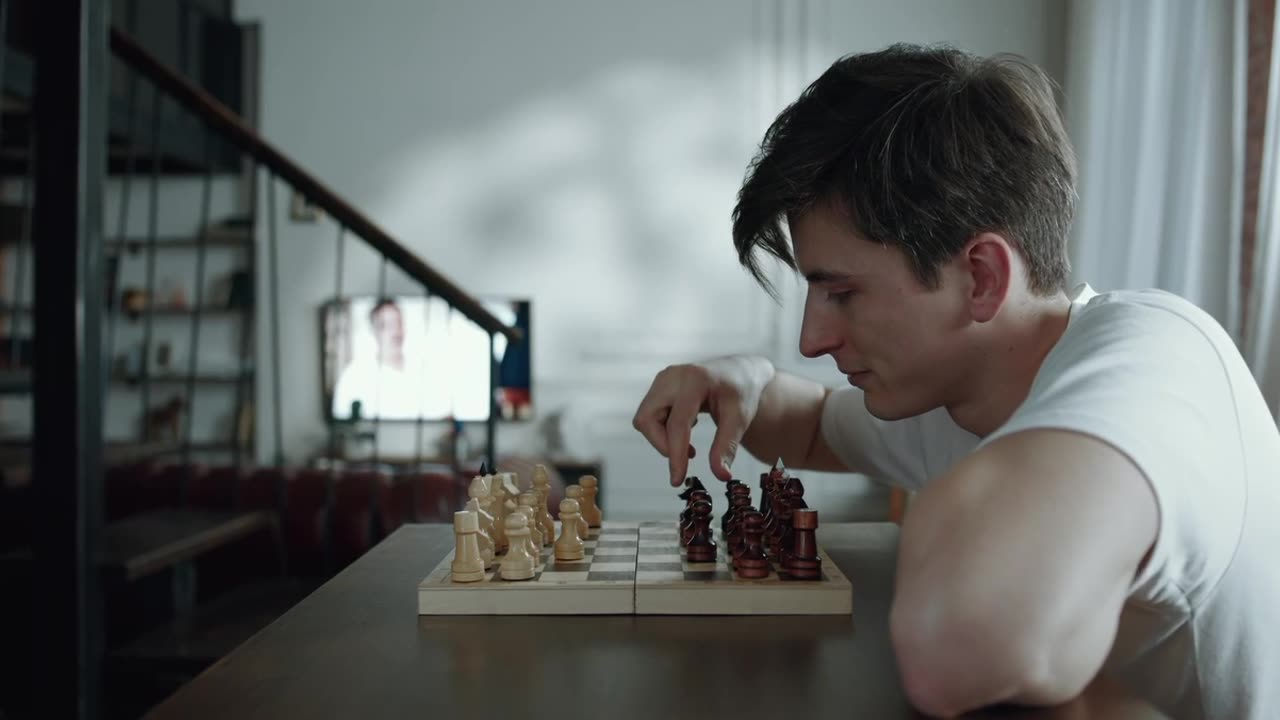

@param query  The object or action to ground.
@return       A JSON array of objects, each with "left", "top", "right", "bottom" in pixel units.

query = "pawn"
[
  {"left": 554, "top": 499, "right": 586, "bottom": 561},
  {"left": 499, "top": 513, "right": 536, "bottom": 581},
  {"left": 685, "top": 500, "right": 717, "bottom": 563},
  {"left": 580, "top": 475, "right": 602, "bottom": 527},
  {"left": 516, "top": 506, "right": 542, "bottom": 560},
  {"left": 735, "top": 511, "right": 769, "bottom": 579},
  {"left": 518, "top": 493, "right": 546, "bottom": 547},
  {"left": 450, "top": 511, "right": 486, "bottom": 582},
  {"left": 489, "top": 479, "right": 510, "bottom": 552},
  {"left": 680, "top": 489, "right": 711, "bottom": 546},
  {"left": 565, "top": 485, "right": 589, "bottom": 540},
  {"left": 531, "top": 464, "right": 557, "bottom": 541}
]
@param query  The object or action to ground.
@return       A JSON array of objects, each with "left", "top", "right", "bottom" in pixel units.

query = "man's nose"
[{"left": 798, "top": 297, "right": 841, "bottom": 358}]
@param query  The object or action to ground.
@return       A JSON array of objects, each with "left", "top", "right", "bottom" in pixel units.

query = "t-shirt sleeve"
[
  {"left": 820, "top": 386, "right": 935, "bottom": 490},
  {"left": 979, "top": 298, "right": 1247, "bottom": 608}
]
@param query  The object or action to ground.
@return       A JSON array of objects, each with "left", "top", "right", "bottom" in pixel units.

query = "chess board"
[
  {"left": 417, "top": 522, "right": 641, "bottom": 615},
  {"left": 634, "top": 521, "right": 852, "bottom": 615},
  {"left": 418, "top": 521, "right": 852, "bottom": 616}
]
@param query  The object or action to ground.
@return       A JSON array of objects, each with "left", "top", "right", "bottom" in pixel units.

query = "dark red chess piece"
[
  {"left": 685, "top": 500, "right": 717, "bottom": 563},
  {"left": 734, "top": 511, "right": 769, "bottom": 579},
  {"left": 680, "top": 489, "right": 711, "bottom": 546},
  {"left": 729, "top": 504, "right": 757, "bottom": 563},
  {"left": 778, "top": 478, "right": 808, "bottom": 560},
  {"left": 782, "top": 509, "right": 821, "bottom": 579},
  {"left": 721, "top": 481, "right": 747, "bottom": 532},
  {"left": 678, "top": 476, "right": 705, "bottom": 501},
  {"left": 724, "top": 491, "right": 751, "bottom": 542},
  {"left": 767, "top": 484, "right": 796, "bottom": 561}
]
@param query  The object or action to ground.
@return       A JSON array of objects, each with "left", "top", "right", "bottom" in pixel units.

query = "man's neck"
[{"left": 946, "top": 293, "right": 1073, "bottom": 437}]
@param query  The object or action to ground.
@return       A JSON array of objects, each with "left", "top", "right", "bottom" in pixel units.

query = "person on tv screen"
[{"left": 332, "top": 298, "right": 429, "bottom": 420}]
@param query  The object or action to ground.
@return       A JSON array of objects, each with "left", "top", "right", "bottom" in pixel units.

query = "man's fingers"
[
  {"left": 708, "top": 406, "right": 748, "bottom": 482},
  {"left": 632, "top": 404, "right": 672, "bottom": 458},
  {"left": 665, "top": 397, "right": 701, "bottom": 487}
]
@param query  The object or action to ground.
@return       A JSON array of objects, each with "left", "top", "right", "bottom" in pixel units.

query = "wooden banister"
[{"left": 108, "top": 27, "right": 520, "bottom": 343}]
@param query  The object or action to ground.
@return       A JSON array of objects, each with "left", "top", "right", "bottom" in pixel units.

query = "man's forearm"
[{"left": 740, "top": 364, "right": 832, "bottom": 470}]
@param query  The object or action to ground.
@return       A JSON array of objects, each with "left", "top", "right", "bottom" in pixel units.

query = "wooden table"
[{"left": 145, "top": 523, "right": 1168, "bottom": 719}]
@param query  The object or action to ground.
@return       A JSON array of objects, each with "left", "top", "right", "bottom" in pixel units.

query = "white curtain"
[
  {"left": 1245, "top": 1, "right": 1280, "bottom": 421},
  {"left": 1065, "top": 0, "right": 1247, "bottom": 338}
]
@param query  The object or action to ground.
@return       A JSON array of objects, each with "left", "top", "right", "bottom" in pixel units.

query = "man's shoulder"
[{"left": 1058, "top": 285, "right": 1233, "bottom": 362}]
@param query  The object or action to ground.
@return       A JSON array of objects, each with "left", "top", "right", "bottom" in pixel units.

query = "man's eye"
[{"left": 825, "top": 290, "right": 854, "bottom": 305}]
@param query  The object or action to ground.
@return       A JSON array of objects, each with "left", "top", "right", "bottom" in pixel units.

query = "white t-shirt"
[{"left": 821, "top": 283, "right": 1280, "bottom": 720}]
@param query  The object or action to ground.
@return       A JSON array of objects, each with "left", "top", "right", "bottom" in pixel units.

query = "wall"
[{"left": 235, "top": 0, "right": 1067, "bottom": 520}]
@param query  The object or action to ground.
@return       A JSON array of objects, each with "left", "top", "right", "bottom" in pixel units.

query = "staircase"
[{"left": 0, "top": 3, "right": 522, "bottom": 718}]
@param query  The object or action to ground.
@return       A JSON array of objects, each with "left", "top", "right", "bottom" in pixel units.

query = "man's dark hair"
[{"left": 732, "top": 43, "right": 1076, "bottom": 298}]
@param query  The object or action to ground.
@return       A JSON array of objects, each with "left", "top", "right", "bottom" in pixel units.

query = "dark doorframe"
[{"left": 32, "top": 0, "right": 108, "bottom": 716}]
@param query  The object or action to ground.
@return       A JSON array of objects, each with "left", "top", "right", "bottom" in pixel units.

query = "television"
[{"left": 322, "top": 295, "right": 531, "bottom": 422}]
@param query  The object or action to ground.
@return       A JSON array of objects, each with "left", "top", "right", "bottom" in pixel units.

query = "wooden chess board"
[{"left": 417, "top": 520, "right": 852, "bottom": 616}]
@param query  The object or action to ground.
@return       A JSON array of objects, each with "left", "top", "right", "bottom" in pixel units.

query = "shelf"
[
  {"left": 108, "top": 234, "right": 252, "bottom": 252},
  {"left": 112, "top": 372, "right": 251, "bottom": 386},
  {"left": 0, "top": 305, "right": 249, "bottom": 316},
  {"left": 118, "top": 306, "right": 248, "bottom": 317}
]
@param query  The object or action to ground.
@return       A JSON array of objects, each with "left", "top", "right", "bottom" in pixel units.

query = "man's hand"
[{"left": 632, "top": 356, "right": 776, "bottom": 487}]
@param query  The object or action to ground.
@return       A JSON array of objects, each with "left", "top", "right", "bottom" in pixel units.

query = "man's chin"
[{"left": 863, "top": 394, "right": 921, "bottom": 422}]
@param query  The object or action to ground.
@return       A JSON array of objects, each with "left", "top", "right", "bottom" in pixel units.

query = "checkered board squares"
[
  {"left": 417, "top": 520, "right": 853, "bottom": 616},
  {"left": 417, "top": 522, "right": 640, "bottom": 615},
  {"left": 633, "top": 522, "right": 853, "bottom": 615}
]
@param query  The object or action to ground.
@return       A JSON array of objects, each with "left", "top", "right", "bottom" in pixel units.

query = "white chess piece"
[
  {"left": 516, "top": 506, "right": 542, "bottom": 558},
  {"left": 580, "top": 475, "right": 602, "bottom": 528},
  {"left": 489, "top": 478, "right": 510, "bottom": 553},
  {"left": 555, "top": 499, "right": 585, "bottom": 561},
  {"left": 498, "top": 513, "right": 536, "bottom": 581},
  {"left": 450, "top": 511, "right": 486, "bottom": 582},
  {"left": 465, "top": 477, "right": 496, "bottom": 568},
  {"left": 531, "top": 464, "right": 557, "bottom": 540},
  {"left": 517, "top": 493, "right": 544, "bottom": 546},
  {"left": 565, "top": 485, "right": 589, "bottom": 541}
]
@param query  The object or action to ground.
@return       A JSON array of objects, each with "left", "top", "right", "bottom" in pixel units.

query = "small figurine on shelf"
[
  {"left": 121, "top": 287, "right": 149, "bottom": 317},
  {"left": 146, "top": 396, "right": 185, "bottom": 442}
]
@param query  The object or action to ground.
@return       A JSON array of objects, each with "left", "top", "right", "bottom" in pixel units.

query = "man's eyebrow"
[{"left": 803, "top": 269, "right": 859, "bottom": 284}]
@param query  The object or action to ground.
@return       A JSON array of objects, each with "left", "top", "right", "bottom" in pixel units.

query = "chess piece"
[
  {"left": 723, "top": 484, "right": 751, "bottom": 535},
  {"left": 450, "top": 511, "right": 486, "bottom": 582},
  {"left": 680, "top": 489, "right": 711, "bottom": 546},
  {"left": 518, "top": 494, "right": 546, "bottom": 547},
  {"left": 499, "top": 513, "right": 537, "bottom": 581},
  {"left": 554, "top": 499, "right": 586, "bottom": 561},
  {"left": 783, "top": 509, "right": 822, "bottom": 579},
  {"left": 465, "top": 477, "right": 497, "bottom": 568},
  {"left": 678, "top": 476, "right": 706, "bottom": 501},
  {"left": 516, "top": 506, "right": 542, "bottom": 558},
  {"left": 489, "top": 477, "right": 510, "bottom": 552},
  {"left": 721, "top": 481, "right": 745, "bottom": 531},
  {"left": 685, "top": 500, "right": 717, "bottom": 563},
  {"left": 531, "top": 464, "right": 557, "bottom": 540},
  {"left": 579, "top": 476, "right": 602, "bottom": 527},
  {"left": 727, "top": 497, "right": 752, "bottom": 550},
  {"left": 774, "top": 477, "right": 807, "bottom": 563},
  {"left": 565, "top": 485, "right": 589, "bottom": 540},
  {"left": 735, "top": 511, "right": 769, "bottom": 579}
]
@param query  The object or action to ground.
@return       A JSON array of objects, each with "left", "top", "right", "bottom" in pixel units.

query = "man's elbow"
[{"left": 889, "top": 602, "right": 1074, "bottom": 717}]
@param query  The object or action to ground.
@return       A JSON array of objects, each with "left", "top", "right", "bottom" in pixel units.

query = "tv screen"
[{"left": 322, "top": 296, "right": 531, "bottom": 422}]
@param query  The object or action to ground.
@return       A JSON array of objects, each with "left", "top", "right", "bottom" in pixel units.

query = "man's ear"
[{"left": 964, "top": 233, "right": 1012, "bottom": 323}]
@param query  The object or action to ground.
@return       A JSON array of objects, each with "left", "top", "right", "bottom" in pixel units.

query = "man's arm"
[
  {"left": 889, "top": 429, "right": 1158, "bottom": 717},
  {"left": 742, "top": 370, "right": 850, "bottom": 474},
  {"left": 633, "top": 356, "right": 853, "bottom": 485}
]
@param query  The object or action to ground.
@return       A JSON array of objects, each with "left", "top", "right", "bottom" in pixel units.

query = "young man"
[{"left": 633, "top": 44, "right": 1279, "bottom": 719}]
